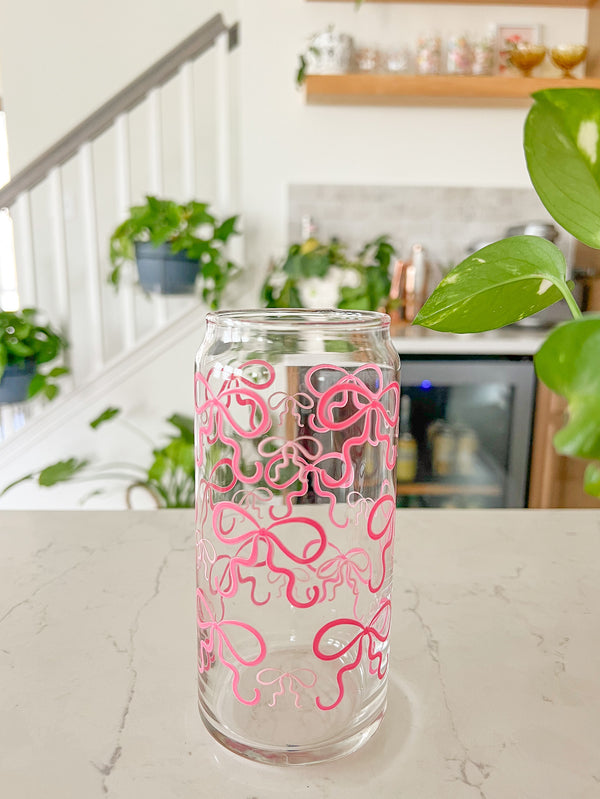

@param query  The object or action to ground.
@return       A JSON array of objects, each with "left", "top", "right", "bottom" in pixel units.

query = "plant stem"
[{"left": 558, "top": 281, "right": 583, "bottom": 320}]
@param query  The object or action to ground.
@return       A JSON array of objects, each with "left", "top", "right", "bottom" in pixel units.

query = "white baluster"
[
  {"left": 48, "top": 167, "right": 71, "bottom": 332},
  {"left": 78, "top": 143, "right": 105, "bottom": 372},
  {"left": 179, "top": 61, "right": 196, "bottom": 200},
  {"left": 147, "top": 88, "right": 168, "bottom": 327},
  {"left": 114, "top": 113, "right": 136, "bottom": 349},
  {"left": 12, "top": 193, "right": 37, "bottom": 309},
  {"left": 214, "top": 32, "right": 243, "bottom": 273},
  {"left": 215, "top": 31, "right": 232, "bottom": 217}
]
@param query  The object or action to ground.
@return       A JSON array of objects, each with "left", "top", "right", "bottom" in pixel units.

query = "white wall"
[
  {"left": 0, "top": 0, "right": 239, "bottom": 172},
  {"left": 238, "top": 1, "right": 587, "bottom": 281}
]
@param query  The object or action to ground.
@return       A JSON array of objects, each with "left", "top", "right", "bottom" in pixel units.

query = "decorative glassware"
[
  {"left": 471, "top": 34, "right": 495, "bottom": 76},
  {"left": 385, "top": 47, "right": 410, "bottom": 74},
  {"left": 550, "top": 44, "right": 588, "bottom": 79},
  {"left": 195, "top": 309, "right": 400, "bottom": 765},
  {"left": 508, "top": 44, "right": 547, "bottom": 77},
  {"left": 355, "top": 46, "right": 382, "bottom": 73},
  {"left": 416, "top": 34, "right": 442, "bottom": 75},
  {"left": 447, "top": 35, "right": 473, "bottom": 75}
]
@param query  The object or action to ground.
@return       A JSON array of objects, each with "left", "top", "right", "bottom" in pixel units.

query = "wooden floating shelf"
[
  {"left": 305, "top": 74, "right": 600, "bottom": 107},
  {"left": 306, "top": 1, "right": 594, "bottom": 6},
  {"left": 396, "top": 482, "right": 503, "bottom": 496}
]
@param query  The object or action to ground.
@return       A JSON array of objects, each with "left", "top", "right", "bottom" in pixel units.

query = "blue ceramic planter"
[
  {"left": 0, "top": 360, "right": 36, "bottom": 404},
  {"left": 135, "top": 242, "right": 199, "bottom": 295}
]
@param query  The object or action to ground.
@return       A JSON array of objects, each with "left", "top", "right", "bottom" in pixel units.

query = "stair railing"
[{"left": 0, "top": 14, "right": 239, "bottom": 384}]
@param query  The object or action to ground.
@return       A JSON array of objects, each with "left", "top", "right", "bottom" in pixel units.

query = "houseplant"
[
  {"left": 1, "top": 408, "right": 195, "bottom": 508},
  {"left": 261, "top": 234, "right": 395, "bottom": 311},
  {"left": 109, "top": 196, "right": 240, "bottom": 307},
  {"left": 0, "top": 308, "right": 68, "bottom": 403},
  {"left": 414, "top": 87, "right": 600, "bottom": 498}
]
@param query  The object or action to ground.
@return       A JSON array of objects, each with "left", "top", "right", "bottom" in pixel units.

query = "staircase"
[
  {"left": 0, "top": 13, "right": 240, "bottom": 447},
  {"left": 0, "top": 14, "right": 238, "bottom": 424}
]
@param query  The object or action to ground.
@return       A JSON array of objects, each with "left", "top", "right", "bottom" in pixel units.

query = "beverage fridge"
[{"left": 396, "top": 355, "right": 536, "bottom": 508}]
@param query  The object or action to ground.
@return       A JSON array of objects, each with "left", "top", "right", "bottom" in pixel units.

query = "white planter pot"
[{"left": 306, "top": 30, "right": 354, "bottom": 75}]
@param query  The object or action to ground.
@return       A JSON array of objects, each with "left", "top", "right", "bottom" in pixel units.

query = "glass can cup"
[
  {"left": 195, "top": 309, "right": 400, "bottom": 765},
  {"left": 416, "top": 34, "right": 442, "bottom": 75}
]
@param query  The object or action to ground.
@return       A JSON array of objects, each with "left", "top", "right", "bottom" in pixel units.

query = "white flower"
[
  {"left": 297, "top": 276, "right": 340, "bottom": 309},
  {"left": 330, "top": 267, "right": 362, "bottom": 289},
  {"left": 267, "top": 270, "right": 288, "bottom": 299}
]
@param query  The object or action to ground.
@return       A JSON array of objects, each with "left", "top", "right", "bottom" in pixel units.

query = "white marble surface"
[
  {"left": 1, "top": 510, "right": 599, "bottom": 798},
  {"left": 392, "top": 326, "right": 546, "bottom": 355}
]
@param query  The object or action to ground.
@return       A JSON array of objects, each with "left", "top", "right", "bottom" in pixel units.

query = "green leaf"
[
  {"left": 0, "top": 345, "right": 7, "bottom": 381},
  {"left": 148, "top": 452, "right": 168, "bottom": 482},
  {"left": 413, "top": 236, "right": 567, "bottom": 333},
  {"left": 90, "top": 407, "right": 121, "bottom": 429},
  {"left": 167, "top": 414, "right": 194, "bottom": 442},
  {"left": 525, "top": 89, "right": 600, "bottom": 249},
  {"left": 213, "top": 215, "right": 239, "bottom": 242},
  {"left": 5, "top": 339, "right": 34, "bottom": 358},
  {"left": 164, "top": 440, "right": 195, "bottom": 474},
  {"left": 47, "top": 366, "right": 69, "bottom": 378},
  {"left": 27, "top": 373, "right": 46, "bottom": 398},
  {"left": 0, "top": 472, "right": 35, "bottom": 497},
  {"left": 38, "top": 458, "right": 89, "bottom": 487},
  {"left": 584, "top": 463, "right": 600, "bottom": 497},
  {"left": 534, "top": 314, "right": 600, "bottom": 461},
  {"left": 44, "top": 384, "right": 58, "bottom": 401}
]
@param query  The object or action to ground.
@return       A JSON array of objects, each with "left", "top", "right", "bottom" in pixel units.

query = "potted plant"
[
  {"left": 261, "top": 235, "right": 396, "bottom": 311},
  {"left": 414, "top": 87, "right": 600, "bottom": 499},
  {"left": 1, "top": 408, "right": 196, "bottom": 508},
  {"left": 0, "top": 308, "right": 68, "bottom": 404},
  {"left": 109, "top": 195, "right": 240, "bottom": 307}
]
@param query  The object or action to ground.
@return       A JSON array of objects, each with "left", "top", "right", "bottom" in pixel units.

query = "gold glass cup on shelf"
[
  {"left": 550, "top": 45, "right": 588, "bottom": 79},
  {"left": 508, "top": 44, "right": 547, "bottom": 77}
]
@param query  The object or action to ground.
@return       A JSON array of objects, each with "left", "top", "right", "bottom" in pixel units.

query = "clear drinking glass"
[{"left": 195, "top": 309, "right": 400, "bottom": 765}]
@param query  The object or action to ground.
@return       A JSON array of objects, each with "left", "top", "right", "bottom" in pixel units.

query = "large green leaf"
[
  {"left": 38, "top": 458, "right": 89, "bottom": 486},
  {"left": 534, "top": 314, "right": 600, "bottom": 462},
  {"left": 525, "top": 89, "right": 600, "bottom": 248},
  {"left": 413, "top": 236, "right": 567, "bottom": 333}
]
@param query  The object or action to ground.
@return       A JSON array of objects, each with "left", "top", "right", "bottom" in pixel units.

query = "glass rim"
[{"left": 205, "top": 308, "right": 391, "bottom": 331}]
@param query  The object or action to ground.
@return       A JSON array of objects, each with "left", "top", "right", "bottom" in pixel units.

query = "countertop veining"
[{"left": 1, "top": 509, "right": 599, "bottom": 797}]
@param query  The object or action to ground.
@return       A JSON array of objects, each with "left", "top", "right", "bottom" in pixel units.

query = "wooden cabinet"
[
  {"left": 304, "top": 0, "right": 600, "bottom": 106},
  {"left": 528, "top": 382, "right": 600, "bottom": 509}
]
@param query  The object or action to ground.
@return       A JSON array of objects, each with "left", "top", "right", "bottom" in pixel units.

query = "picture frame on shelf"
[{"left": 496, "top": 24, "right": 543, "bottom": 74}]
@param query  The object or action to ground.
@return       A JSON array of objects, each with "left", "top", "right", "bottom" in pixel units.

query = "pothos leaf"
[
  {"left": 525, "top": 89, "right": 600, "bottom": 249},
  {"left": 534, "top": 314, "right": 600, "bottom": 462},
  {"left": 414, "top": 236, "right": 567, "bottom": 333}
]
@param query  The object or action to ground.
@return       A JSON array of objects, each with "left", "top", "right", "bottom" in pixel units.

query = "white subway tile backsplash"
[{"left": 289, "top": 185, "right": 570, "bottom": 271}]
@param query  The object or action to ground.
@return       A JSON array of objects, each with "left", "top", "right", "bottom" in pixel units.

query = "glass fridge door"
[{"left": 397, "top": 357, "right": 535, "bottom": 509}]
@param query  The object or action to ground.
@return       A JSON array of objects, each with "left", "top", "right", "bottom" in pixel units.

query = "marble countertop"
[
  {"left": 392, "top": 325, "right": 547, "bottom": 356},
  {"left": 1, "top": 509, "right": 599, "bottom": 798}
]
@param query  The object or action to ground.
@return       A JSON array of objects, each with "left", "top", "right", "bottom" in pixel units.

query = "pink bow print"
[
  {"left": 256, "top": 667, "right": 317, "bottom": 709},
  {"left": 210, "top": 502, "right": 326, "bottom": 608},
  {"left": 367, "top": 494, "right": 396, "bottom": 593},
  {"left": 196, "top": 589, "right": 266, "bottom": 706},
  {"left": 312, "top": 598, "right": 392, "bottom": 710},
  {"left": 305, "top": 364, "right": 400, "bottom": 472}
]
